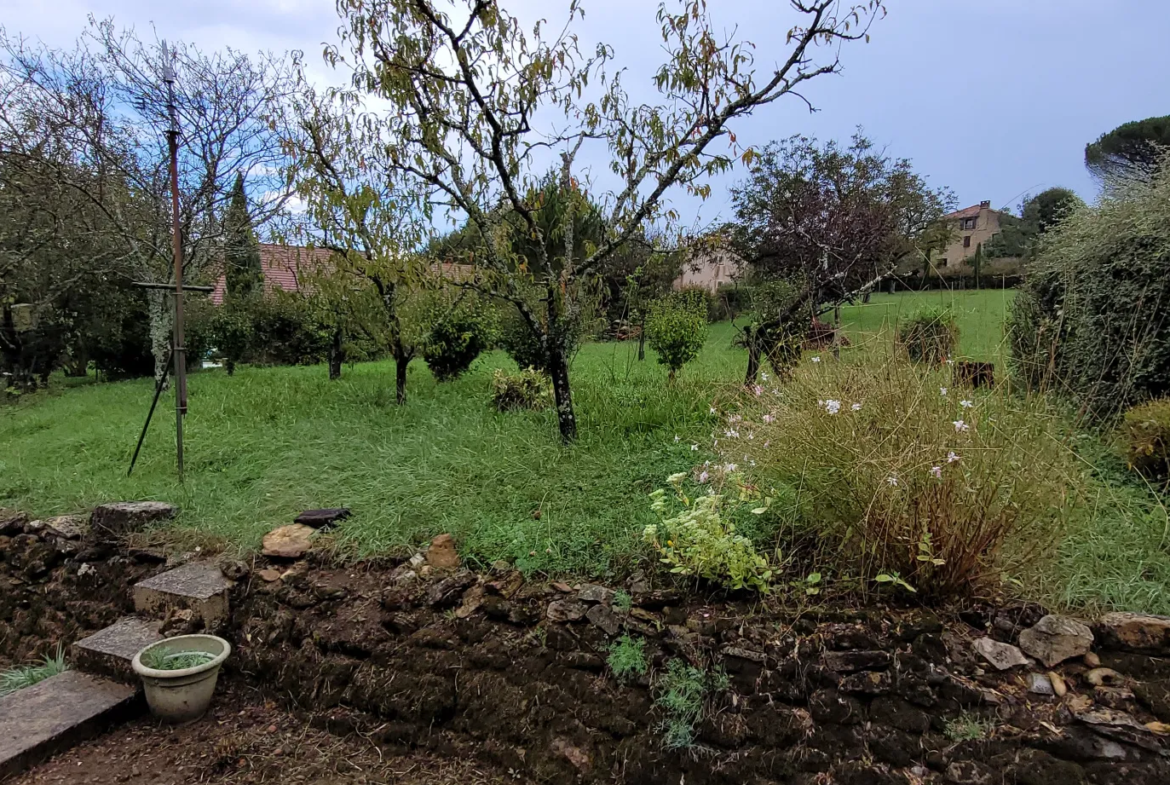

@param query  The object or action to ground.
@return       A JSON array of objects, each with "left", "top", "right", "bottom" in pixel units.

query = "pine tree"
[{"left": 223, "top": 172, "right": 262, "bottom": 299}]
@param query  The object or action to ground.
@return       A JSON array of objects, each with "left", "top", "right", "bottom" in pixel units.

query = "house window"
[
  {"left": 961, "top": 217, "right": 977, "bottom": 230},
  {"left": 963, "top": 236, "right": 971, "bottom": 248}
]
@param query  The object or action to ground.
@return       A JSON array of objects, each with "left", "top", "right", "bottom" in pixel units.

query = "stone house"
[
  {"left": 933, "top": 200, "right": 1008, "bottom": 271},
  {"left": 673, "top": 247, "right": 744, "bottom": 293}
]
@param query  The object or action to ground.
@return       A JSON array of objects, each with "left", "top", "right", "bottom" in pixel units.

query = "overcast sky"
[{"left": 3, "top": 0, "right": 1167, "bottom": 224}]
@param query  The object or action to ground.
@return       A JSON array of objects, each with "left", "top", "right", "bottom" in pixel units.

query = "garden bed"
[{"left": 5, "top": 518, "right": 1170, "bottom": 784}]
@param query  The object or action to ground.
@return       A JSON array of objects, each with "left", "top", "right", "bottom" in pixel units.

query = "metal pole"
[
  {"left": 128, "top": 347, "right": 174, "bottom": 477},
  {"left": 162, "top": 41, "right": 186, "bottom": 481}
]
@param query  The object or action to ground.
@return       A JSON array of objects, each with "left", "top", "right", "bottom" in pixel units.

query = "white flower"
[
  {"left": 690, "top": 444, "right": 699, "bottom": 451},
  {"left": 698, "top": 471, "right": 710, "bottom": 483},
  {"left": 724, "top": 429, "right": 740, "bottom": 438},
  {"left": 851, "top": 402, "right": 862, "bottom": 412},
  {"left": 763, "top": 414, "right": 776, "bottom": 424},
  {"left": 761, "top": 371, "right": 769, "bottom": 381},
  {"left": 748, "top": 432, "right": 755, "bottom": 440},
  {"left": 960, "top": 399, "right": 973, "bottom": 409},
  {"left": 886, "top": 475, "right": 899, "bottom": 487},
  {"left": 750, "top": 460, "right": 757, "bottom": 467},
  {"left": 752, "top": 384, "right": 763, "bottom": 397},
  {"left": 940, "top": 387, "right": 948, "bottom": 397},
  {"left": 824, "top": 399, "right": 841, "bottom": 415},
  {"left": 947, "top": 451, "right": 961, "bottom": 463},
  {"left": 673, "top": 435, "right": 681, "bottom": 443},
  {"left": 729, "top": 414, "right": 743, "bottom": 424},
  {"left": 763, "top": 441, "right": 770, "bottom": 448},
  {"left": 710, "top": 406, "right": 717, "bottom": 415},
  {"left": 725, "top": 463, "right": 738, "bottom": 472},
  {"left": 811, "top": 356, "right": 821, "bottom": 363},
  {"left": 953, "top": 420, "right": 970, "bottom": 433},
  {"left": 929, "top": 466, "right": 943, "bottom": 479}
]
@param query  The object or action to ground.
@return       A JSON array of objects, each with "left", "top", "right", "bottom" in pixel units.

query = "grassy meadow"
[{"left": 3, "top": 290, "right": 1169, "bottom": 613}]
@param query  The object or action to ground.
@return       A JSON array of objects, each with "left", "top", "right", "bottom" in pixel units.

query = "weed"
[
  {"left": 944, "top": 713, "right": 993, "bottom": 742},
  {"left": 611, "top": 589, "right": 633, "bottom": 613},
  {"left": 654, "top": 658, "right": 726, "bottom": 750},
  {"left": 607, "top": 635, "right": 647, "bottom": 682},
  {"left": 644, "top": 473, "right": 774, "bottom": 592},
  {"left": 0, "top": 646, "right": 67, "bottom": 696},
  {"left": 140, "top": 647, "right": 215, "bottom": 671}
]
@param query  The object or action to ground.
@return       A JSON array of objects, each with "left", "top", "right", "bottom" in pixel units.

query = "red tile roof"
[
  {"left": 942, "top": 204, "right": 986, "bottom": 220},
  {"left": 210, "top": 244, "right": 335, "bottom": 305},
  {"left": 210, "top": 245, "right": 478, "bottom": 305}
]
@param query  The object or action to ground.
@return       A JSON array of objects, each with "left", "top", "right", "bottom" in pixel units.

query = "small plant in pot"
[{"left": 132, "top": 634, "right": 231, "bottom": 723}]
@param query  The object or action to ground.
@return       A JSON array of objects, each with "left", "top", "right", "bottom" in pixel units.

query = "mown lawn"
[
  {"left": 834, "top": 288, "right": 1016, "bottom": 363},
  {"left": 4, "top": 292, "right": 1170, "bottom": 614}
]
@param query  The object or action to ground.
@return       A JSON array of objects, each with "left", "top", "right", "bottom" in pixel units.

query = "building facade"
[
  {"left": 933, "top": 200, "right": 1007, "bottom": 270},
  {"left": 673, "top": 248, "right": 743, "bottom": 293}
]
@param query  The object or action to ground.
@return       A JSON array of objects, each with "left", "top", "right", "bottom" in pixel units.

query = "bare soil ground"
[{"left": 11, "top": 684, "right": 525, "bottom": 785}]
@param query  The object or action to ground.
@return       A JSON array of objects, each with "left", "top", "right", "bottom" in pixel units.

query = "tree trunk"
[
  {"left": 226, "top": 359, "right": 236, "bottom": 376},
  {"left": 743, "top": 325, "right": 761, "bottom": 386},
  {"left": 395, "top": 355, "right": 408, "bottom": 405},
  {"left": 547, "top": 342, "right": 577, "bottom": 443},
  {"left": 147, "top": 289, "right": 172, "bottom": 386},
  {"left": 328, "top": 330, "right": 342, "bottom": 380},
  {"left": 637, "top": 317, "right": 646, "bottom": 362}
]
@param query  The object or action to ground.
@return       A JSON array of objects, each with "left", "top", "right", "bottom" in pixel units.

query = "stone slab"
[
  {"left": 133, "top": 561, "right": 232, "bottom": 627},
  {"left": 90, "top": 501, "right": 176, "bottom": 537},
  {"left": 73, "top": 617, "right": 163, "bottom": 683},
  {"left": 0, "top": 670, "right": 140, "bottom": 779}
]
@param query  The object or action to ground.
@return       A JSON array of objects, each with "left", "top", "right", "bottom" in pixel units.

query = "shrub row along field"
[{"left": 3, "top": 293, "right": 1169, "bottom": 614}]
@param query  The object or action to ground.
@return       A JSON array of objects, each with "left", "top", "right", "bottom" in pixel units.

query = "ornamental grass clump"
[{"left": 726, "top": 349, "right": 1082, "bottom": 599}]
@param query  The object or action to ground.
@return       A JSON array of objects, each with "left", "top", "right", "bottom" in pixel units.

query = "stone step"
[
  {"left": 133, "top": 561, "right": 232, "bottom": 627},
  {"left": 72, "top": 617, "right": 163, "bottom": 683},
  {"left": 0, "top": 670, "right": 140, "bottom": 779}
]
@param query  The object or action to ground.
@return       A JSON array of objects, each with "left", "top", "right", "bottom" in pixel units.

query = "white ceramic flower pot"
[{"left": 131, "top": 634, "right": 231, "bottom": 723}]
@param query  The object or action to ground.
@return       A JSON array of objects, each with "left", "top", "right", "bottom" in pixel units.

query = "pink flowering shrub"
[{"left": 726, "top": 352, "right": 1082, "bottom": 598}]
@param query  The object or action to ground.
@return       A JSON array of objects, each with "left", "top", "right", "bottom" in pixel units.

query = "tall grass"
[
  {"left": 0, "top": 324, "right": 744, "bottom": 577},
  {"left": 726, "top": 345, "right": 1084, "bottom": 598},
  {"left": 0, "top": 647, "right": 67, "bottom": 697}
]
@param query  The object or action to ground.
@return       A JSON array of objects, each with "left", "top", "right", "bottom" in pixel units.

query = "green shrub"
[
  {"left": 612, "top": 589, "right": 633, "bottom": 613},
  {"left": 422, "top": 298, "right": 498, "bottom": 382},
  {"left": 249, "top": 294, "right": 330, "bottom": 367},
  {"left": 498, "top": 309, "right": 581, "bottom": 373},
  {"left": 645, "top": 291, "right": 708, "bottom": 381},
  {"left": 1120, "top": 398, "right": 1170, "bottom": 482},
  {"left": 897, "top": 307, "right": 957, "bottom": 364},
  {"left": 491, "top": 367, "right": 552, "bottom": 411},
  {"left": 211, "top": 299, "right": 255, "bottom": 375},
  {"left": 607, "top": 635, "right": 647, "bottom": 682},
  {"left": 728, "top": 350, "right": 1082, "bottom": 599},
  {"left": 1008, "top": 156, "right": 1170, "bottom": 419},
  {"left": 653, "top": 659, "right": 727, "bottom": 750},
  {"left": 643, "top": 473, "right": 773, "bottom": 592}
]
